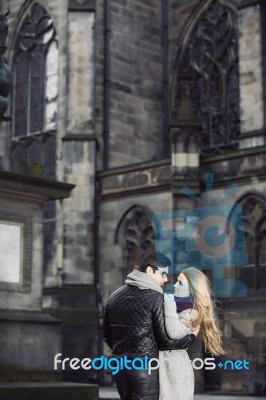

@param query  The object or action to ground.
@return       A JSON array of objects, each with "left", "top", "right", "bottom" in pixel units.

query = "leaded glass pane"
[
  {"left": 227, "top": 65, "right": 240, "bottom": 142},
  {"left": 10, "top": 142, "right": 27, "bottom": 173},
  {"left": 27, "top": 139, "right": 42, "bottom": 165},
  {"left": 46, "top": 75, "right": 58, "bottom": 101},
  {"left": 31, "top": 2, "right": 45, "bottom": 21},
  {"left": 44, "top": 135, "right": 56, "bottom": 180},
  {"left": 46, "top": 101, "right": 57, "bottom": 130},
  {"left": 46, "top": 41, "right": 58, "bottom": 76},
  {"left": 45, "top": 41, "right": 58, "bottom": 130},
  {"left": 125, "top": 211, "right": 155, "bottom": 272},
  {"left": 29, "top": 45, "right": 43, "bottom": 133},
  {"left": 13, "top": 53, "right": 28, "bottom": 137},
  {"left": 234, "top": 194, "right": 266, "bottom": 290}
]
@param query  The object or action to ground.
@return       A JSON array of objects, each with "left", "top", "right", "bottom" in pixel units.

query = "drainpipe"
[
  {"left": 103, "top": 0, "right": 110, "bottom": 170},
  {"left": 162, "top": 0, "right": 169, "bottom": 158},
  {"left": 94, "top": 173, "right": 103, "bottom": 384}
]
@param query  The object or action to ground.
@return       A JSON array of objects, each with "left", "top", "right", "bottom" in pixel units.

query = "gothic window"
[
  {"left": 11, "top": 4, "right": 58, "bottom": 281},
  {"left": 231, "top": 193, "right": 266, "bottom": 291},
  {"left": 115, "top": 206, "right": 155, "bottom": 280},
  {"left": 178, "top": 0, "right": 240, "bottom": 154},
  {"left": 12, "top": 3, "right": 58, "bottom": 137}
]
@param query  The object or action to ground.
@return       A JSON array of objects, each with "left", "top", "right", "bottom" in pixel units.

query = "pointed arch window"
[
  {"left": 241, "top": 194, "right": 266, "bottom": 290},
  {"left": 115, "top": 206, "right": 155, "bottom": 280},
  {"left": 176, "top": 0, "right": 240, "bottom": 154},
  {"left": 230, "top": 193, "right": 266, "bottom": 291},
  {"left": 12, "top": 3, "right": 58, "bottom": 137}
]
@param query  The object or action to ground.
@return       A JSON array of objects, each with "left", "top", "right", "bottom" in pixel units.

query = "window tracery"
[
  {"left": 231, "top": 193, "right": 266, "bottom": 291},
  {"left": 115, "top": 206, "right": 155, "bottom": 280},
  {"left": 13, "top": 3, "right": 58, "bottom": 137},
  {"left": 178, "top": 0, "right": 240, "bottom": 154}
]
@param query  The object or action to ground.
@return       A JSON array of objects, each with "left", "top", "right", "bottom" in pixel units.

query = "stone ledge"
[
  {"left": 0, "top": 310, "right": 61, "bottom": 323},
  {"left": 0, "top": 170, "right": 75, "bottom": 201},
  {"left": 99, "top": 387, "right": 263, "bottom": 400},
  {"left": 68, "top": 0, "right": 96, "bottom": 11}
]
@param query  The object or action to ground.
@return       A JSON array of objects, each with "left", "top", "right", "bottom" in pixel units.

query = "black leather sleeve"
[
  {"left": 103, "top": 304, "right": 113, "bottom": 350},
  {"left": 152, "top": 294, "right": 196, "bottom": 351}
]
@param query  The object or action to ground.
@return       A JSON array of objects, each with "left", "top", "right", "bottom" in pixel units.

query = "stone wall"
[
  {"left": 63, "top": 140, "right": 95, "bottom": 284},
  {"left": 95, "top": 0, "right": 164, "bottom": 169},
  {"left": 168, "top": 0, "right": 198, "bottom": 73},
  {"left": 239, "top": 4, "right": 264, "bottom": 133},
  {"left": 67, "top": 11, "right": 95, "bottom": 133}
]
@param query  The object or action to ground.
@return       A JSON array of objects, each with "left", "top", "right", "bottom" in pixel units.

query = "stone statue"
[{"left": 0, "top": 10, "right": 12, "bottom": 120}]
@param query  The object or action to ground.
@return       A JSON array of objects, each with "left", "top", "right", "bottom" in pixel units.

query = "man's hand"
[
  {"left": 164, "top": 293, "right": 175, "bottom": 302},
  {"left": 192, "top": 324, "right": 200, "bottom": 336}
]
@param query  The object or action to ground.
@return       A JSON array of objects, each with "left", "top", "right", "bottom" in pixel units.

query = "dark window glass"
[
  {"left": 29, "top": 45, "right": 44, "bottom": 133},
  {"left": 27, "top": 139, "right": 42, "bottom": 166},
  {"left": 13, "top": 53, "right": 28, "bottom": 137},
  {"left": 231, "top": 194, "right": 266, "bottom": 291},
  {"left": 12, "top": 3, "right": 57, "bottom": 137},
  {"left": 125, "top": 211, "right": 155, "bottom": 274},
  {"left": 116, "top": 207, "right": 155, "bottom": 282},
  {"left": 44, "top": 135, "right": 56, "bottom": 180}
]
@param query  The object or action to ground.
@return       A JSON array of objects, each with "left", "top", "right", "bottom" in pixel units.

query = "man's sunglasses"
[{"left": 155, "top": 268, "right": 168, "bottom": 278}]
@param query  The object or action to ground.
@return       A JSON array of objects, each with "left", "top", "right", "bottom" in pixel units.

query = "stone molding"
[
  {"left": 68, "top": 0, "right": 95, "bottom": 11},
  {"left": 0, "top": 170, "right": 75, "bottom": 201},
  {"left": 238, "top": 0, "right": 264, "bottom": 9}
]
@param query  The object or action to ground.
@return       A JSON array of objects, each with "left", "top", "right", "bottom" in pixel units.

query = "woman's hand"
[{"left": 164, "top": 293, "right": 175, "bottom": 302}]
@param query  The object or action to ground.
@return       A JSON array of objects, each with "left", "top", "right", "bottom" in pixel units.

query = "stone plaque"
[
  {"left": 0, "top": 212, "right": 32, "bottom": 293},
  {"left": 0, "top": 221, "right": 22, "bottom": 283}
]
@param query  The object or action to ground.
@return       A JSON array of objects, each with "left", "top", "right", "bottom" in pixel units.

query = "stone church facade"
[{"left": 0, "top": 0, "right": 265, "bottom": 394}]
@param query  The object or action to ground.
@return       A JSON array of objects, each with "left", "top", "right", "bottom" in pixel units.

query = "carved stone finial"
[{"left": 0, "top": 10, "right": 12, "bottom": 121}]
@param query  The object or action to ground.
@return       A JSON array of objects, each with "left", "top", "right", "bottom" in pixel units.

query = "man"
[{"left": 104, "top": 252, "right": 198, "bottom": 400}]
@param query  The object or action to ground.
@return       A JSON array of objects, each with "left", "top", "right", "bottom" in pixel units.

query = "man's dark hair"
[{"left": 139, "top": 252, "right": 171, "bottom": 273}]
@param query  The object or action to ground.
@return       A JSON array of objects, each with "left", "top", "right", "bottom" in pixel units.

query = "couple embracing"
[{"left": 104, "top": 252, "right": 224, "bottom": 400}]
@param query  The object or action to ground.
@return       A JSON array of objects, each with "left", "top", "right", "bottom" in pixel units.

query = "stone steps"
[
  {"left": 99, "top": 387, "right": 266, "bottom": 400},
  {"left": 0, "top": 382, "right": 98, "bottom": 400}
]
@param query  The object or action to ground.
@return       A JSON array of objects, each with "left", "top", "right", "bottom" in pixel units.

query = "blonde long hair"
[{"left": 181, "top": 267, "right": 224, "bottom": 356}]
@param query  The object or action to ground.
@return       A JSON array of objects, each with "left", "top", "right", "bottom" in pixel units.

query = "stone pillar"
[
  {"left": 238, "top": 3, "right": 264, "bottom": 133},
  {"left": 62, "top": 138, "right": 96, "bottom": 284},
  {"left": 0, "top": 10, "right": 11, "bottom": 171},
  {"left": 170, "top": 73, "right": 200, "bottom": 181},
  {"left": 67, "top": 1, "right": 95, "bottom": 133},
  {"left": 170, "top": 128, "right": 187, "bottom": 177},
  {"left": 0, "top": 171, "right": 73, "bottom": 381},
  {"left": 187, "top": 133, "right": 199, "bottom": 179}
]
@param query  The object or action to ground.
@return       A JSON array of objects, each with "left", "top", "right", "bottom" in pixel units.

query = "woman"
[{"left": 159, "top": 267, "right": 224, "bottom": 400}]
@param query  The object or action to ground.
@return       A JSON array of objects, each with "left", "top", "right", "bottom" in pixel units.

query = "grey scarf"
[{"left": 125, "top": 269, "right": 163, "bottom": 294}]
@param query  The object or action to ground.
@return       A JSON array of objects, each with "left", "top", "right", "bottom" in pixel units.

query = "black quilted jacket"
[{"left": 104, "top": 284, "right": 195, "bottom": 359}]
